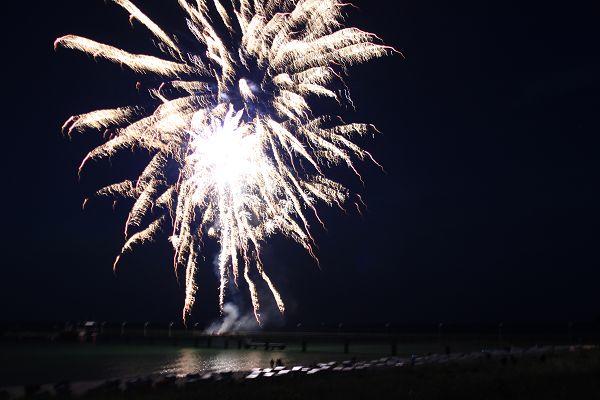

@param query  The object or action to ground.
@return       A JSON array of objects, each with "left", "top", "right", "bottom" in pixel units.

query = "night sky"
[{"left": 2, "top": 0, "right": 599, "bottom": 326}]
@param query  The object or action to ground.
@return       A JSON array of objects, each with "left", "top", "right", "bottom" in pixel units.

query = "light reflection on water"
[
  {"left": 157, "top": 348, "right": 287, "bottom": 376},
  {"left": 0, "top": 345, "right": 332, "bottom": 386},
  {"left": 0, "top": 341, "right": 486, "bottom": 386}
]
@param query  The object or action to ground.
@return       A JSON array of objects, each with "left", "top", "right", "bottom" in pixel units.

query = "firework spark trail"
[{"left": 55, "top": 0, "right": 395, "bottom": 323}]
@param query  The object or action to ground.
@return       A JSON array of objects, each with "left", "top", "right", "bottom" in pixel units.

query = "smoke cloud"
[{"left": 204, "top": 302, "right": 258, "bottom": 334}]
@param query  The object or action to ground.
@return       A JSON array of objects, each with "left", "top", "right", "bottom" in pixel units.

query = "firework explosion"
[{"left": 55, "top": 0, "right": 394, "bottom": 323}]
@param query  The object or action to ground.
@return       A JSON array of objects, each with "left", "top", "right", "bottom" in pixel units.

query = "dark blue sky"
[{"left": 2, "top": 0, "right": 599, "bottom": 326}]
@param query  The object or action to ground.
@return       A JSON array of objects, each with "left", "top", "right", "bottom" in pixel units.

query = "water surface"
[
  {"left": 0, "top": 343, "right": 386, "bottom": 386},
  {"left": 0, "top": 339, "right": 489, "bottom": 386}
]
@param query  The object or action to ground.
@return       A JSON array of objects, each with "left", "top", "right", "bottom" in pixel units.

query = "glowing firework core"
[
  {"left": 190, "top": 108, "right": 259, "bottom": 189},
  {"left": 55, "top": 0, "right": 394, "bottom": 323}
]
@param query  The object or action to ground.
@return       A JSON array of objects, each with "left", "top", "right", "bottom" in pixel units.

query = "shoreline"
[{"left": 2, "top": 344, "right": 597, "bottom": 399}]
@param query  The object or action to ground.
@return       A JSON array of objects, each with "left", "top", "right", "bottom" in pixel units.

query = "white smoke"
[{"left": 204, "top": 302, "right": 257, "bottom": 335}]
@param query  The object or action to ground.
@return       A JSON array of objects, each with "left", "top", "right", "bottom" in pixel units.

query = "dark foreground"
[{"left": 6, "top": 347, "right": 599, "bottom": 400}]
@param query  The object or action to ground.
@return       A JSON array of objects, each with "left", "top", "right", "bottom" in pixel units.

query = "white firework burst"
[{"left": 55, "top": 0, "right": 395, "bottom": 323}]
